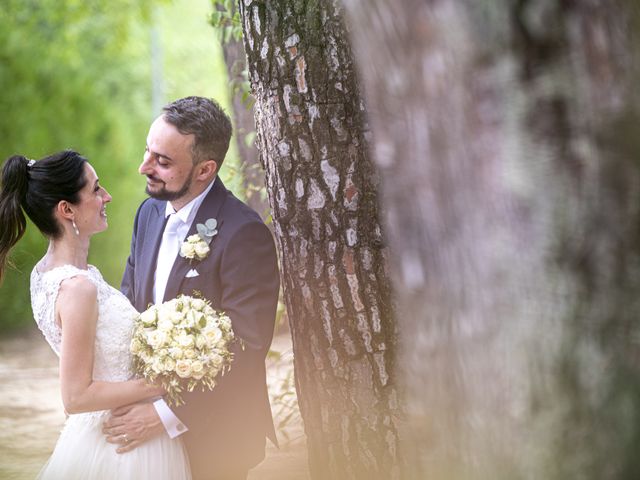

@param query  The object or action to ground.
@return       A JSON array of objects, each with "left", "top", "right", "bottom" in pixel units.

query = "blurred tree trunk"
[
  {"left": 343, "top": 0, "right": 640, "bottom": 479},
  {"left": 239, "top": 1, "right": 401, "bottom": 479},
  {"left": 217, "top": 4, "right": 269, "bottom": 219}
]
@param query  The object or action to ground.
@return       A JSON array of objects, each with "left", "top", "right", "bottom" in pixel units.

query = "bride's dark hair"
[{"left": 0, "top": 150, "right": 88, "bottom": 282}]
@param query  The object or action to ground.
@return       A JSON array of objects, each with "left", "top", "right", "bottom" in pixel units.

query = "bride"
[{"left": 0, "top": 150, "right": 191, "bottom": 479}]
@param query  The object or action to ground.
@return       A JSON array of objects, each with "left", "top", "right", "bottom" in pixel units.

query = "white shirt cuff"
[{"left": 153, "top": 399, "right": 188, "bottom": 439}]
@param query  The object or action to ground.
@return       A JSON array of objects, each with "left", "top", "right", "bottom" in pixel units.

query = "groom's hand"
[{"left": 103, "top": 402, "right": 164, "bottom": 453}]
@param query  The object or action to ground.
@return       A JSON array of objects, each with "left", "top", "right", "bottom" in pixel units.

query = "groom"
[{"left": 105, "top": 96, "right": 280, "bottom": 479}]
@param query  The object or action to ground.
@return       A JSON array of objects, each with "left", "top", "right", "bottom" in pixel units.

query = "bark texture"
[
  {"left": 343, "top": 0, "right": 640, "bottom": 479},
  {"left": 239, "top": 1, "right": 401, "bottom": 479},
  {"left": 220, "top": 28, "right": 270, "bottom": 218}
]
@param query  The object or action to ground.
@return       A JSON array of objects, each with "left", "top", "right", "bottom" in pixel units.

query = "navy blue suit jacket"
[{"left": 121, "top": 177, "right": 279, "bottom": 476}]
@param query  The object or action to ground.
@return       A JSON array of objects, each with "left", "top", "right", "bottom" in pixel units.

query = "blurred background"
[{"left": 0, "top": 0, "right": 244, "bottom": 331}]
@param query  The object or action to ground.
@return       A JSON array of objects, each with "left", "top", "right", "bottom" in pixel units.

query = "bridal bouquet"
[{"left": 130, "top": 295, "right": 235, "bottom": 406}]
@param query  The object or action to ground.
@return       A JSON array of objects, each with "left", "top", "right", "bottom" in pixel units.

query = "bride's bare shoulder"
[{"left": 58, "top": 275, "right": 97, "bottom": 301}]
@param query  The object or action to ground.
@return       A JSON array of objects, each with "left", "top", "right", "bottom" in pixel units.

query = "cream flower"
[
  {"left": 177, "top": 333, "right": 195, "bottom": 348},
  {"left": 163, "top": 357, "right": 176, "bottom": 372},
  {"left": 210, "top": 353, "right": 223, "bottom": 369},
  {"left": 140, "top": 308, "right": 157, "bottom": 327},
  {"left": 195, "top": 334, "right": 207, "bottom": 350},
  {"left": 147, "top": 330, "right": 168, "bottom": 349},
  {"left": 175, "top": 360, "right": 193, "bottom": 378},
  {"left": 194, "top": 242, "right": 210, "bottom": 260},
  {"left": 152, "top": 358, "right": 164, "bottom": 374},
  {"left": 203, "top": 327, "right": 223, "bottom": 346},
  {"left": 158, "top": 317, "right": 174, "bottom": 332},
  {"left": 170, "top": 310, "right": 186, "bottom": 324},
  {"left": 169, "top": 346, "right": 184, "bottom": 359},
  {"left": 131, "top": 294, "right": 234, "bottom": 406},
  {"left": 191, "top": 299, "right": 206, "bottom": 311},
  {"left": 191, "top": 360, "right": 205, "bottom": 379},
  {"left": 180, "top": 242, "right": 196, "bottom": 259}
]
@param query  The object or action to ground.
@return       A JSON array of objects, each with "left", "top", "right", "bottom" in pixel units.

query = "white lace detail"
[{"left": 30, "top": 265, "right": 138, "bottom": 384}]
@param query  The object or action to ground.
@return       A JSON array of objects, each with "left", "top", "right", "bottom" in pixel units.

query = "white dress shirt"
[
  {"left": 152, "top": 178, "right": 216, "bottom": 438},
  {"left": 153, "top": 179, "right": 216, "bottom": 304}
]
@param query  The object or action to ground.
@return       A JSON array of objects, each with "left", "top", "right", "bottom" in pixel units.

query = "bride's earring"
[{"left": 72, "top": 220, "right": 79, "bottom": 236}]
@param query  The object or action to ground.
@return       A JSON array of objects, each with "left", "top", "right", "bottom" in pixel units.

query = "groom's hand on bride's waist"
[{"left": 102, "top": 402, "right": 164, "bottom": 453}]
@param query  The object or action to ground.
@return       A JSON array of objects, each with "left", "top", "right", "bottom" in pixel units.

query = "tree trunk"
[
  {"left": 239, "top": 1, "right": 401, "bottom": 478},
  {"left": 220, "top": 25, "right": 270, "bottom": 219},
  {"left": 343, "top": 1, "right": 640, "bottom": 479}
]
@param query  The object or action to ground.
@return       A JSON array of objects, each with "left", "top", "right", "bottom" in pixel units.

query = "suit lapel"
[
  {"left": 139, "top": 201, "right": 167, "bottom": 309},
  {"left": 164, "top": 177, "right": 228, "bottom": 302}
]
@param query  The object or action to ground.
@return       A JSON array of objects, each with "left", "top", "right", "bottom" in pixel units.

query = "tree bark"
[
  {"left": 239, "top": 1, "right": 401, "bottom": 478},
  {"left": 342, "top": 0, "right": 640, "bottom": 479},
  {"left": 220, "top": 24, "right": 270, "bottom": 219}
]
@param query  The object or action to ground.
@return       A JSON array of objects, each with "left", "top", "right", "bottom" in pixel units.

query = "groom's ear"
[{"left": 195, "top": 159, "right": 218, "bottom": 181}]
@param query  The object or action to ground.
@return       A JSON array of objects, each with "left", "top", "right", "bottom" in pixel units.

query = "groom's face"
[{"left": 140, "top": 116, "right": 196, "bottom": 203}]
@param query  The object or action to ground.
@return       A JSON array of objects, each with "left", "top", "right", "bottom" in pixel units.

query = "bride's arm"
[{"left": 57, "top": 275, "right": 163, "bottom": 414}]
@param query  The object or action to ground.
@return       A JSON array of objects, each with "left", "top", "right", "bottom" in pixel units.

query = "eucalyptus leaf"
[{"left": 205, "top": 218, "right": 218, "bottom": 230}]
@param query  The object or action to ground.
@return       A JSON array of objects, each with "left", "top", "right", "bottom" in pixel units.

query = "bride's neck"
[{"left": 42, "top": 235, "right": 91, "bottom": 271}]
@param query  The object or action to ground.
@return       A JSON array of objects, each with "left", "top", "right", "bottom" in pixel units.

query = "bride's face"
[{"left": 73, "top": 163, "right": 112, "bottom": 236}]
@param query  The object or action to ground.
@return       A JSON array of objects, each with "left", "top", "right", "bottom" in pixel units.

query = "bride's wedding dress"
[{"left": 31, "top": 264, "right": 191, "bottom": 479}]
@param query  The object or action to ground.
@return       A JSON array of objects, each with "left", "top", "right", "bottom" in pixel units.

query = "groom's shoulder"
[
  {"left": 220, "top": 192, "right": 265, "bottom": 233},
  {"left": 135, "top": 197, "right": 163, "bottom": 220}
]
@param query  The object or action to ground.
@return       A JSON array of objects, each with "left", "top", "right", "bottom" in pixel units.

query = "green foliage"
[
  {"left": 0, "top": 0, "right": 238, "bottom": 332},
  {"left": 158, "top": 0, "right": 244, "bottom": 196},
  {"left": 0, "top": 0, "right": 154, "bottom": 332},
  {"left": 209, "top": 0, "right": 243, "bottom": 43}
]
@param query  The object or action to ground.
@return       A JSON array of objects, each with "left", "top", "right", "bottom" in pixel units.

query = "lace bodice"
[{"left": 30, "top": 264, "right": 138, "bottom": 382}]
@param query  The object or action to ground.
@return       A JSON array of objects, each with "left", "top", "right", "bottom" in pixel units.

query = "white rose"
[
  {"left": 181, "top": 242, "right": 196, "bottom": 258},
  {"left": 165, "top": 298, "right": 178, "bottom": 310},
  {"left": 195, "top": 334, "right": 207, "bottom": 350},
  {"left": 184, "top": 348, "right": 197, "bottom": 359},
  {"left": 210, "top": 353, "right": 223, "bottom": 369},
  {"left": 139, "top": 308, "right": 157, "bottom": 327},
  {"left": 203, "top": 327, "right": 223, "bottom": 346},
  {"left": 180, "top": 296, "right": 192, "bottom": 308},
  {"left": 157, "top": 307, "right": 172, "bottom": 324},
  {"left": 175, "top": 360, "right": 193, "bottom": 379},
  {"left": 191, "top": 360, "right": 204, "bottom": 379},
  {"left": 194, "top": 242, "right": 210, "bottom": 260},
  {"left": 169, "top": 346, "right": 184, "bottom": 359},
  {"left": 170, "top": 310, "right": 186, "bottom": 324},
  {"left": 147, "top": 330, "right": 167, "bottom": 349},
  {"left": 187, "top": 234, "right": 200, "bottom": 243},
  {"left": 140, "top": 350, "right": 151, "bottom": 362},
  {"left": 158, "top": 317, "right": 174, "bottom": 332},
  {"left": 191, "top": 299, "right": 206, "bottom": 311},
  {"left": 152, "top": 358, "right": 164, "bottom": 374},
  {"left": 184, "top": 310, "right": 198, "bottom": 328},
  {"left": 163, "top": 357, "right": 176, "bottom": 372},
  {"left": 177, "top": 333, "right": 195, "bottom": 348}
]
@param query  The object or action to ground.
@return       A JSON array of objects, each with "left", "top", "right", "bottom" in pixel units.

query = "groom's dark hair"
[{"left": 163, "top": 96, "right": 233, "bottom": 171}]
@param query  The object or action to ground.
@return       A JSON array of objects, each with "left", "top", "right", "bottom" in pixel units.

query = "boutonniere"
[{"left": 180, "top": 218, "right": 218, "bottom": 262}]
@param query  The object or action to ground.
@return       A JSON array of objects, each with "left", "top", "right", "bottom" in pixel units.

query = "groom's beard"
[{"left": 145, "top": 167, "right": 194, "bottom": 201}]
